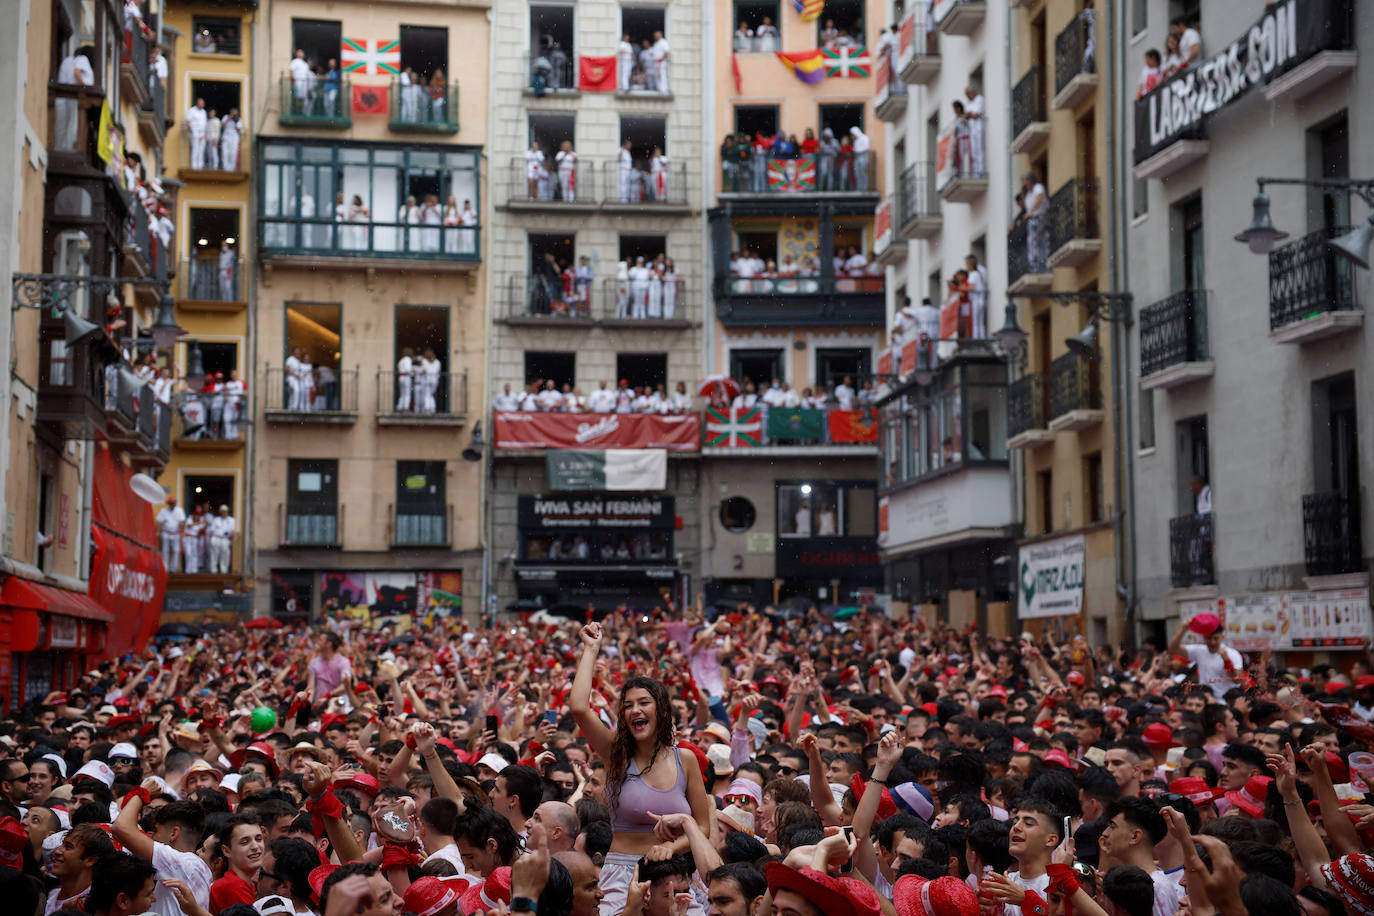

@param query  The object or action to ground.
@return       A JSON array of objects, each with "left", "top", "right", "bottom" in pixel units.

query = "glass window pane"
[
  {"left": 777, "top": 484, "right": 810, "bottom": 537},
  {"left": 844, "top": 486, "right": 876, "bottom": 536},
  {"left": 375, "top": 149, "right": 403, "bottom": 164},
  {"left": 303, "top": 146, "right": 333, "bottom": 163},
  {"left": 264, "top": 144, "right": 296, "bottom": 160},
  {"left": 409, "top": 151, "right": 441, "bottom": 167},
  {"left": 966, "top": 384, "right": 1007, "bottom": 460},
  {"left": 340, "top": 148, "right": 369, "bottom": 163}
]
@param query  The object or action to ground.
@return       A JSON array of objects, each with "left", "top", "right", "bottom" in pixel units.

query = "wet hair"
[
  {"left": 966, "top": 818, "right": 1013, "bottom": 872},
  {"left": 1102, "top": 865, "right": 1154, "bottom": 916},
  {"left": 579, "top": 818, "right": 613, "bottom": 859},
  {"left": 86, "top": 853, "right": 157, "bottom": 914},
  {"left": 454, "top": 805, "right": 521, "bottom": 866},
  {"left": 608, "top": 676, "right": 675, "bottom": 812},
  {"left": 421, "top": 797, "right": 460, "bottom": 837},
  {"left": 708, "top": 863, "right": 767, "bottom": 902},
  {"left": 1231, "top": 841, "right": 1296, "bottom": 891},
  {"left": 1106, "top": 796, "right": 1166, "bottom": 846},
  {"left": 722, "top": 830, "right": 768, "bottom": 865},
  {"left": 498, "top": 764, "right": 543, "bottom": 818},
  {"left": 1239, "top": 874, "right": 1302, "bottom": 916},
  {"left": 270, "top": 837, "right": 321, "bottom": 902},
  {"left": 154, "top": 799, "right": 206, "bottom": 838}
]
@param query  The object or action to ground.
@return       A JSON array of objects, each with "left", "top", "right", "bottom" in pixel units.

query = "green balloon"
[{"left": 250, "top": 706, "right": 277, "bottom": 733}]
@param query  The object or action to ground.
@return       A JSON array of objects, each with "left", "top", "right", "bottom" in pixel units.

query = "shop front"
[{"left": 513, "top": 494, "right": 682, "bottom": 614}]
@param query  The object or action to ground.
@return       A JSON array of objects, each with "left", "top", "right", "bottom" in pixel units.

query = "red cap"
[
  {"left": 851, "top": 772, "right": 897, "bottom": 820},
  {"left": 1327, "top": 681, "right": 1352, "bottom": 695},
  {"left": 333, "top": 772, "right": 379, "bottom": 797},
  {"left": 1224, "top": 774, "right": 1273, "bottom": 818},
  {"left": 0, "top": 818, "right": 26, "bottom": 868},
  {"left": 987, "top": 685, "right": 1008, "bottom": 699},
  {"left": 1141, "top": 722, "right": 1180, "bottom": 749},
  {"left": 308, "top": 864, "right": 339, "bottom": 906},
  {"left": 1188, "top": 613, "right": 1221, "bottom": 636},
  {"left": 765, "top": 864, "right": 882, "bottom": 916},
  {"left": 1327, "top": 751, "right": 1350, "bottom": 784},
  {"left": 459, "top": 867, "right": 511, "bottom": 914},
  {"left": 402, "top": 877, "right": 458, "bottom": 916},
  {"left": 1168, "top": 775, "right": 1223, "bottom": 805},
  {"left": 1356, "top": 675, "right": 1374, "bottom": 691},
  {"left": 1066, "top": 671, "right": 1086, "bottom": 687},
  {"left": 1042, "top": 749, "right": 1074, "bottom": 770},
  {"left": 920, "top": 702, "right": 939, "bottom": 717}
]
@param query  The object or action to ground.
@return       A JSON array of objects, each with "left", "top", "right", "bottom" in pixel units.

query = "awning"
[{"left": 0, "top": 576, "right": 115, "bottom": 623}]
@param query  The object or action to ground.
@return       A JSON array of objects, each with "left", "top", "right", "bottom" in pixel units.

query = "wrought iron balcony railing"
[
  {"left": 1007, "top": 373, "right": 1048, "bottom": 439},
  {"left": 1050, "top": 353, "right": 1100, "bottom": 419},
  {"left": 1048, "top": 177, "right": 1099, "bottom": 254},
  {"left": 1170, "top": 513, "right": 1214, "bottom": 588},
  {"left": 1012, "top": 66, "right": 1047, "bottom": 141},
  {"left": 389, "top": 77, "right": 459, "bottom": 132},
  {"left": 1140, "top": 290, "right": 1209, "bottom": 378},
  {"left": 1269, "top": 226, "right": 1359, "bottom": 331},
  {"left": 278, "top": 73, "right": 351, "bottom": 127},
  {"left": 1053, "top": 12, "right": 1095, "bottom": 96},
  {"left": 1303, "top": 489, "right": 1364, "bottom": 578}
]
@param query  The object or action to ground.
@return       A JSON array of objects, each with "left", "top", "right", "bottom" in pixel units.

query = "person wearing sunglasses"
[
  {"left": 722, "top": 778, "right": 762, "bottom": 815},
  {"left": 0, "top": 759, "right": 29, "bottom": 821}
]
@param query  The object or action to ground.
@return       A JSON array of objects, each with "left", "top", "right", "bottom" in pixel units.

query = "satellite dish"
[{"left": 130, "top": 473, "right": 166, "bottom": 504}]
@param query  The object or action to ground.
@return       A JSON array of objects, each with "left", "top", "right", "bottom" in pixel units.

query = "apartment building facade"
[{"left": 249, "top": 0, "right": 490, "bottom": 622}]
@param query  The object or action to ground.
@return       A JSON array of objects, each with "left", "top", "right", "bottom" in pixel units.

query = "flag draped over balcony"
[
  {"left": 578, "top": 56, "right": 617, "bottom": 91},
  {"left": 340, "top": 38, "right": 400, "bottom": 75},
  {"left": 767, "top": 408, "right": 825, "bottom": 441},
  {"left": 823, "top": 45, "right": 871, "bottom": 78},
  {"left": 352, "top": 84, "right": 388, "bottom": 114},
  {"left": 775, "top": 50, "right": 828, "bottom": 85},
  {"left": 793, "top": 0, "right": 825, "bottom": 23},
  {"left": 828, "top": 409, "right": 880, "bottom": 443},
  {"left": 705, "top": 407, "right": 762, "bottom": 447}
]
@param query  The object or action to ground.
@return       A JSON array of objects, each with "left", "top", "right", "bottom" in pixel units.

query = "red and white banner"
[
  {"left": 91, "top": 448, "right": 166, "bottom": 659},
  {"left": 935, "top": 122, "right": 958, "bottom": 190},
  {"left": 493, "top": 412, "right": 700, "bottom": 451},
  {"left": 874, "top": 200, "right": 892, "bottom": 256}
]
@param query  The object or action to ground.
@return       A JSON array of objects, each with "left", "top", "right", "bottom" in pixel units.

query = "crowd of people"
[
  {"left": 524, "top": 254, "right": 680, "bottom": 321},
  {"left": 519, "top": 142, "right": 673, "bottom": 206},
  {"left": 720, "top": 127, "right": 871, "bottom": 193},
  {"left": 725, "top": 375, "right": 877, "bottom": 412},
  {"left": 281, "top": 350, "right": 340, "bottom": 413},
  {"left": 615, "top": 32, "right": 670, "bottom": 94},
  {"left": 725, "top": 247, "right": 884, "bottom": 293},
  {"left": 155, "top": 499, "right": 237, "bottom": 574},
  {"left": 393, "top": 350, "right": 446, "bottom": 415},
  {"left": 493, "top": 379, "right": 693, "bottom": 415},
  {"left": 4, "top": 598, "right": 1373, "bottom": 916},
  {"left": 288, "top": 49, "right": 345, "bottom": 119},
  {"left": 1135, "top": 17, "right": 1204, "bottom": 99},
  {"left": 183, "top": 99, "right": 244, "bottom": 172}
]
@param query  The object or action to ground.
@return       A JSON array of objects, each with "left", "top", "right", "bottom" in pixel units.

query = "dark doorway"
[
  {"left": 817, "top": 0, "right": 864, "bottom": 45},
  {"left": 530, "top": 232, "right": 575, "bottom": 272},
  {"left": 189, "top": 80, "right": 241, "bottom": 118},
  {"left": 616, "top": 353, "right": 667, "bottom": 390},
  {"left": 620, "top": 115, "right": 667, "bottom": 162},
  {"left": 815, "top": 348, "right": 870, "bottom": 389},
  {"left": 734, "top": 230, "right": 777, "bottom": 263},
  {"left": 525, "top": 351, "right": 575, "bottom": 389},
  {"left": 818, "top": 102, "right": 864, "bottom": 139},
  {"left": 622, "top": 7, "right": 666, "bottom": 44},
  {"left": 399, "top": 25, "right": 448, "bottom": 78},
  {"left": 730, "top": 349, "right": 783, "bottom": 388},
  {"left": 198, "top": 341, "right": 238, "bottom": 379},
  {"left": 1175, "top": 416, "right": 1209, "bottom": 516},
  {"left": 395, "top": 305, "right": 450, "bottom": 411},
  {"left": 291, "top": 18, "right": 342, "bottom": 71},
  {"left": 529, "top": 112, "right": 576, "bottom": 154},
  {"left": 734, "top": 105, "right": 778, "bottom": 138},
  {"left": 619, "top": 234, "right": 668, "bottom": 264},
  {"left": 184, "top": 474, "right": 235, "bottom": 515}
]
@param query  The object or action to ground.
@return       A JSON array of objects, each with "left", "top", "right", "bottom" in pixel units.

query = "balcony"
[
  {"left": 389, "top": 78, "right": 459, "bottom": 133},
  {"left": 1007, "top": 219, "right": 1051, "bottom": 294},
  {"left": 1303, "top": 490, "right": 1364, "bottom": 578},
  {"left": 601, "top": 160, "right": 689, "bottom": 211},
  {"left": 598, "top": 278, "right": 691, "bottom": 328},
  {"left": 504, "top": 156, "right": 599, "bottom": 212},
  {"left": 171, "top": 393, "right": 246, "bottom": 450},
  {"left": 874, "top": 199, "right": 903, "bottom": 267},
  {"left": 178, "top": 121, "right": 248, "bottom": 180},
  {"left": 1170, "top": 513, "right": 1214, "bottom": 588},
  {"left": 258, "top": 218, "right": 481, "bottom": 269},
  {"left": 720, "top": 152, "right": 877, "bottom": 198},
  {"left": 1047, "top": 353, "right": 1102, "bottom": 432},
  {"left": 936, "top": 121, "right": 986, "bottom": 203},
  {"left": 1007, "top": 373, "right": 1054, "bottom": 449},
  {"left": 1139, "top": 290, "right": 1213, "bottom": 390},
  {"left": 897, "top": 5, "right": 940, "bottom": 85},
  {"left": 703, "top": 406, "right": 880, "bottom": 456},
  {"left": 280, "top": 505, "right": 341, "bottom": 549},
  {"left": 121, "top": 28, "right": 150, "bottom": 109},
  {"left": 390, "top": 503, "right": 452, "bottom": 549},
  {"left": 137, "top": 79, "right": 166, "bottom": 149},
  {"left": 935, "top": 0, "right": 985, "bottom": 37},
  {"left": 130, "top": 400, "right": 172, "bottom": 473},
  {"left": 1052, "top": 14, "right": 1098, "bottom": 110},
  {"left": 897, "top": 161, "right": 941, "bottom": 239},
  {"left": 178, "top": 256, "right": 246, "bottom": 312},
  {"left": 1047, "top": 177, "right": 1100, "bottom": 269},
  {"left": 1010, "top": 66, "right": 1049, "bottom": 155},
  {"left": 526, "top": 52, "right": 579, "bottom": 97},
  {"left": 376, "top": 369, "right": 470, "bottom": 427},
  {"left": 714, "top": 275, "right": 885, "bottom": 329},
  {"left": 262, "top": 367, "right": 358, "bottom": 423},
  {"left": 122, "top": 201, "right": 153, "bottom": 279},
  {"left": 1268, "top": 226, "right": 1362, "bottom": 344},
  {"left": 874, "top": 56, "right": 907, "bottom": 122},
  {"left": 278, "top": 74, "right": 352, "bottom": 129},
  {"left": 500, "top": 274, "right": 595, "bottom": 326}
]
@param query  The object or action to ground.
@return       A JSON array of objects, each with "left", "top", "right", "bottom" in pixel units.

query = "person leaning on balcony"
[
  {"left": 149, "top": 43, "right": 167, "bottom": 90},
  {"left": 493, "top": 383, "right": 521, "bottom": 412},
  {"left": 1136, "top": 49, "right": 1162, "bottom": 99},
  {"left": 651, "top": 31, "right": 670, "bottom": 93},
  {"left": 185, "top": 98, "right": 208, "bottom": 169},
  {"left": 429, "top": 69, "right": 447, "bottom": 121},
  {"left": 395, "top": 348, "right": 414, "bottom": 412},
  {"left": 418, "top": 349, "right": 441, "bottom": 413},
  {"left": 1171, "top": 16, "right": 1202, "bottom": 71},
  {"left": 1022, "top": 170, "right": 1049, "bottom": 272},
  {"left": 965, "top": 252, "right": 988, "bottom": 339},
  {"left": 323, "top": 59, "right": 341, "bottom": 116},
  {"left": 734, "top": 22, "right": 754, "bottom": 52},
  {"left": 156, "top": 498, "right": 185, "bottom": 574},
  {"left": 586, "top": 380, "right": 615, "bottom": 414},
  {"left": 222, "top": 370, "right": 245, "bottom": 438},
  {"left": 204, "top": 109, "right": 221, "bottom": 169},
  {"left": 1191, "top": 475, "right": 1212, "bottom": 516},
  {"left": 963, "top": 86, "right": 986, "bottom": 177},
  {"left": 834, "top": 376, "right": 856, "bottom": 410}
]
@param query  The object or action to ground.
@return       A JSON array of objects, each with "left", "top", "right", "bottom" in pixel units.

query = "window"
[
  {"left": 815, "top": 349, "right": 870, "bottom": 390},
  {"left": 1310, "top": 113, "right": 1350, "bottom": 230},
  {"left": 733, "top": 228, "right": 777, "bottom": 266},
  {"left": 528, "top": 113, "right": 575, "bottom": 158},
  {"left": 1084, "top": 452, "right": 1103, "bottom": 523},
  {"left": 1175, "top": 416, "right": 1208, "bottom": 516},
  {"left": 189, "top": 79, "right": 241, "bottom": 122},
  {"left": 198, "top": 342, "right": 238, "bottom": 379},
  {"left": 817, "top": 0, "right": 863, "bottom": 47},
  {"left": 720, "top": 497, "right": 757, "bottom": 532},
  {"left": 1139, "top": 386, "right": 1155, "bottom": 450},
  {"left": 399, "top": 25, "right": 448, "bottom": 79},
  {"left": 394, "top": 306, "right": 451, "bottom": 413},
  {"left": 621, "top": 115, "right": 668, "bottom": 162},
  {"left": 622, "top": 7, "right": 666, "bottom": 46},
  {"left": 965, "top": 379, "right": 1007, "bottom": 461},
  {"left": 530, "top": 5, "right": 575, "bottom": 89},
  {"left": 36, "top": 471, "right": 55, "bottom": 571},
  {"left": 286, "top": 459, "right": 339, "bottom": 546},
  {"left": 730, "top": 349, "right": 783, "bottom": 389},
  {"left": 818, "top": 103, "right": 864, "bottom": 140},
  {"left": 620, "top": 234, "right": 668, "bottom": 265},
  {"left": 734, "top": 106, "right": 778, "bottom": 138},
  {"left": 620, "top": 8, "right": 668, "bottom": 93},
  {"left": 187, "top": 208, "right": 241, "bottom": 300},
  {"left": 777, "top": 481, "right": 875, "bottom": 538},
  {"left": 259, "top": 142, "right": 480, "bottom": 257},
  {"left": 1179, "top": 196, "right": 1204, "bottom": 290},
  {"left": 291, "top": 19, "right": 342, "bottom": 73},
  {"left": 733, "top": 0, "right": 781, "bottom": 51},
  {"left": 616, "top": 353, "right": 668, "bottom": 391},
  {"left": 284, "top": 303, "right": 342, "bottom": 410},
  {"left": 1037, "top": 469, "right": 1054, "bottom": 534},
  {"left": 525, "top": 352, "right": 575, "bottom": 390},
  {"left": 184, "top": 474, "right": 235, "bottom": 517},
  {"left": 1130, "top": 0, "right": 1147, "bottom": 37},
  {"left": 395, "top": 460, "right": 447, "bottom": 546},
  {"left": 1132, "top": 175, "right": 1148, "bottom": 220},
  {"left": 192, "top": 16, "right": 242, "bottom": 55}
]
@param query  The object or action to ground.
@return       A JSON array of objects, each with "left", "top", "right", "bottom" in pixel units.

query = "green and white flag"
[{"left": 547, "top": 450, "right": 667, "bottom": 491}]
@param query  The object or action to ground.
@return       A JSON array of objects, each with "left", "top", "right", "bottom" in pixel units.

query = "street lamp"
[
  {"left": 1234, "top": 177, "right": 1374, "bottom": 266},
  {"left": 183, "top": 340, "right": 206, "bottom": 390},
  {"left": 149, "top": 292, "right": 185, "bottom": 348},
  {"left": 1065, "top": 320, "right": 1099, "bottom": 360}
]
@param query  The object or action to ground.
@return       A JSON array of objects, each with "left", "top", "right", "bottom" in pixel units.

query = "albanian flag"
[{"left": 352, "top": 84, "right": 388, "bottom": 114}]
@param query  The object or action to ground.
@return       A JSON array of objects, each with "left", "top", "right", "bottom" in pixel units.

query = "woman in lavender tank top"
[{"left": 570, "top": 621, "right": 713, "bottom": 916}]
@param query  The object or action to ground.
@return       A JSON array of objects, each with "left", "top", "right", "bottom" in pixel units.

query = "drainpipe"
[{"left": 1105, "top": 0, "right": 1137, "bottom": 644}]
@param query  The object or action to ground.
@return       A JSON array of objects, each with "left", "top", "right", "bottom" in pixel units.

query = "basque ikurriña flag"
[
  {"left": 767, "top": 157, "right": 817, "bottom": 193},
  {"left": 341, "top": 38, "right": 401, "bottom": 75},
  {"left": 823, "top": 45, "right": 871, "bottom": 78},
  {"left": 705, "top": 407, "right": 762, "bottom": 447}
]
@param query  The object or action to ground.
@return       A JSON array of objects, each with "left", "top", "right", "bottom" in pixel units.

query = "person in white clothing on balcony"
[
  {"left": 964, "top": 86, "right": 986, "bottom": 177},
  {"left": 220, "top": 108, "right": 241, "bottom": 171},
  {"left": 555, "top": 141, "right": 578, "bottom": 201},
  {"left": 525, "top": 141, "right": 545, "bottom": 200},
  {"left": 618, "top": 140, "right": 636, "bottom": 203},
  {"left": 204, "top": 109, "right": 221, "bottom": 170},
  {"left": 615, "top": 260, "right": 631, "bottom": 318},
  {"left": 834, "top": 376, "right": 855, "bottom": 410},
  {"left": 780, "top": 383, "right": 801, "bottom": 408},
  {"left": 181, "top": 509, "right": 205, "bottom": 574},
  {"left": 915, "top": 297, "right": 942, "bottom": 368},
  {"left": 616, "top": 34, "right": 635, "bottom": 92},
  {"left": 587, "top": 380, "right": 616, "bottom": 414},
  {"left": 217, "top": 240, "right": 236, "bottom": 301},
  {"left": 965, "top": 253, "right": 988, "bottom": 339},
  {"left": 734, "top": 23, "right": 754, "bottom": 52},
  {"left": 661, "top": 258, "right": 678, "bottom": 319},
  {"left": 647, "top": 261, "right": 663, "bottom": 318},
  {"left": 755, "top": 17, "right": 778, "bottom": 51},
  {"left": 848, "top": 126, "right": 870, "bottom": 190},
  {"left": 55, "top": 45, "right": 94, "bottom": 151},
  {"left": 615, "top": 380, "right": 634, "bottom": 413},
  {"left": 208, "top": 505, "right": 235, "bottom": 574},
  {"left": 395, "top": 348, "right": 414, "bottom": 412},
  {"left": 185, "top": 98, "right": 208, "bottom": 169},
  {"left": 156, "top": 498, "right": 185, "bottom": 573},
  {"left": 670, "top": 381, "right": 691, "bottom": 413},
  {"left": 289, "top": 50, "right": 313, "bottom": 114},
  {"left": 493, "top": 383, "right": 520, "bottom": 412},
  {"left": 651, "top": 32, "right": 670, "bottom": 93},
  {"left": 222, "top": 370, "right": 245, "bottom": 438},
  {"left": 536, "top": 379, "right": 563, "bottom": 411},
  {"left": 418, "top": 349, "right": 441, "bottom": 413},
  {"left": 629, "top": 256, "right": 650, "bottom": 319},
  {"left": 284, "top": 347, "right": 304, "bottom": 410}
]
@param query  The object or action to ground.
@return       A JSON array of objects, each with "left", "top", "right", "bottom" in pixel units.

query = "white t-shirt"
[
  {"left": 999, "top": 871, "right": 1050, "bottom": 916},
  {"left": 152, "top": 842, "right": 214, "bottom": 916},
  {"left": 1150, "top": 869, "right": 1185, "bottom": 916},
  {"left": 1179, "top": 28, "right": 1201, "bottom": 65},
  {"left": 424, "top": 842, "right": 468, "bottom": 875},
  {"left": 1185, "top": 643, "right": 1243, "bottom": 699}
]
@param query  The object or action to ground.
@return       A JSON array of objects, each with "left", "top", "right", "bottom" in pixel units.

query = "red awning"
[{"left": 0, "top": 576, "right": 115, "bottom": 623}]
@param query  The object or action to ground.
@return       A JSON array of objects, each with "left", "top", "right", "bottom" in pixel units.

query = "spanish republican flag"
[
  {"left": 775, "top": 50, "right": 828, "bottom": 85},
  {"left": 578, "top": 56, "right": 617, "bottom": 91}
]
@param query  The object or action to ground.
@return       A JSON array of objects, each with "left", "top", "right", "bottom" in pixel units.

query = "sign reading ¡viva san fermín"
[
  {"left": 1018, "top": 534, "right": 1086, "bottom": 620},
  {"left": 1135, "top": 0, "right": 1350, "bottom": 164}
]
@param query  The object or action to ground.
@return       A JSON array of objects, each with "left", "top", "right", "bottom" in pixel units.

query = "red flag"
[
  {"left": 731, "top": 52, "right": 742, "bottom": 95},
  {"left": 352, "top": 84, "right": 388, "bottom": 114},
  {"left": 939, "top": 298, "right": 961, "bottom": 339},
  {"left": 828, "top": 409, "right": 879, "bottom": 444},
  {"left": 578, "top": 56, "right": 617, "bottom": 91}
]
